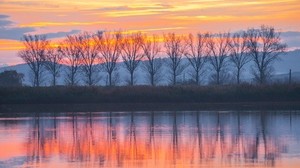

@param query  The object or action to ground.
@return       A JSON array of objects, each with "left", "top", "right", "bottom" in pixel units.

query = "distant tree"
[
  {"left": 18, "top": 34, "right": 49, "bottom": 87},
  {"left": 229, "top": 31, "right": 251, "bottom": 84},
  {"left": 44, "top": 46, "right": 63, "bottom": 86},
  {"left": 60, "top": 35, "right": 81, "bottom": 86},
  {"left": 77, "top": 32, "right": 101, "bottom": 86},
  {"left": 0, "top": 70, "right": 23, "bottom": 87},
  {"left": 141, "top": 34, "right": 163, "bottom": 86},
  {"left": 247, "top": 25, "right": 287, "bottom": 84},
  {"left": 96, "top": 31, "right": 122, "bottom": 86},
  {"left": 164, "top": 33, "right": 187, "bottom": 85},
  {"left": 184, "top": 33, "right": 209, "bottom": 85},
  {"left": 121, "top": 32, "right": 144, "bottom": 86},
  {"left": 207, "top": 32, "right": 231, "bottom": 85}
]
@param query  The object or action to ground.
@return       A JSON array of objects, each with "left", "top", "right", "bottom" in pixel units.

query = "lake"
[{"left": 0, "top": 111, "right": 300, "bottom": 168}]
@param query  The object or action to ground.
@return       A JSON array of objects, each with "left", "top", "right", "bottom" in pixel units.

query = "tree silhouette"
[
  {"left": 141, "top": 34, "right": 163, "bottom": 86},
  {"left": 60, "top": 35, "right": 82, "bottom": 86},
  {"left": 77, "top": 32, "right": 101, "bottom": 86},
  {"left": 97, "top": 31, "right": 122, "bottom": 86},
  {"left": 184, "top": 33, "right": 209, "bottom": 85},
  {"left": 207, "top": 32, "right": 231, "bottom": 85},
  {"left": 229, "top": 31, "right": 251, "bottom": 84},
  {"left": 18, "top": 34, "right": 49, "bottom": 87},
  {"left": 121, "top": 32, "right": 144, "bottom": 86},
  {"left": 247, "top": 25, "right": 287, "bottom": 84},
  {"left": 164, "top": 33, "right": 187, "bottom": 85},
  {"left": 44, "top": 46, "right": 63, "bottom": 86}
]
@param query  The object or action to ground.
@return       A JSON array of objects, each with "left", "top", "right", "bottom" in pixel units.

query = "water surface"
[{"left": 0, "top": 111, "right": 300, "bottom": 168}]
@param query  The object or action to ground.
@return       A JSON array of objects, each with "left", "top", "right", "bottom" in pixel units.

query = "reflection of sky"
[
  {"left": 0, "top": 111, "right": 300, "bottom": 167},
  {"left": 0, "top": 0, "right": 300, "bottom": 64}
]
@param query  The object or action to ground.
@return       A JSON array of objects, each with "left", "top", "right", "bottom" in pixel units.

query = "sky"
[{"left": 0, "top": 0, "right": 300, "bottom": 65}]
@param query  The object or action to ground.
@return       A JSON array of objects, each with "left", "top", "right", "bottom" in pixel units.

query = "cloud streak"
[
  {"left": 0, "top": 27, "right": 35, "bottom": 40},
  {"left": 20, "top": 21, "right": 115, "bottom": 27},
  {"left": 281, "top": 31, "right": 300, "bottom": 48},
  {"left": 0, "top": 14, "right": 13, "bottom": 27},
  {"left": 43, "top": 30, "right": 81, "bottom": 39},
  {"left": 0, "top": 14, "right": 34, "bottom": 40},
  {"left": 0, "top": 14, "right": 81, "bottom": 40}
]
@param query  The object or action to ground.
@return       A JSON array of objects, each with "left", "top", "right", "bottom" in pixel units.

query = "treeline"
[
  {"left": 18, "top": 25, "right": 287, "bottom": 87},
  {"left": 1, "top": 84, "right": 300, "bottom": 104}
]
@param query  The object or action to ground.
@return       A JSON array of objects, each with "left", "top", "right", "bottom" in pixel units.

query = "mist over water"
[{"left": 0, "top": 111, "right": 300, "bottom": 168}]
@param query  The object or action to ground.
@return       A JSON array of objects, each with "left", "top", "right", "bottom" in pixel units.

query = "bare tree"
[
  {"left": 164, "top": 33, "right": 187, "bottom": 85},
  {"left": 121, "top": 32, "right": 144, "bottom": 86},
  {"left": 78, "top": 32, "right": 101, "bottom": 86},
  {"left": 184, "top": 33, "right": 209, "bottom": 85},
  {"left": 229, "top": 31, "right": 251, "bottom": 84},
  {"left": 97, "top": 31, "right": 122, "bottom": 86},
  {"left": 44, "top": 46, "right": 63, "bottom": 86},
  {"left": 60, "top": 35, "right": 81, "bottom": 86},
  {"left": 141, "top": 34, "right": 163, "bottom": 86},
  {"left": 207, "top": 32, "right": 231, "bottom": 85},
  {"left": 247, "top": 25, "right": 287, "bottom": 84},
  {"left": 18, "top": 34, "right": 49, "bottom": 87}
]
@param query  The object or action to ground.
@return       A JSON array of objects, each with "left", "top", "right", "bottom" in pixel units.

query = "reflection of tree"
[
  {"left": 27, "top": 113, "right": 41, "bottom": 164},
  {"left": 129, "top": 112, "right": 137, "bottom": 161},
  {"left": 171, "top": 111, "right": 179, "bottom": 164},
  {"left": 53, "top": 112, "right": 57, "bottom": 141},
  {"left": 85, "top": 112, "right": 95, "bottom": 162},
  {"left": 234, "top": 111, "right": 243, "bottom": 163},
  {"left": 147, "top": 111, "right": 157, "bottom": 162},
  {"left": 26, "top": 113, "right": 56, "bottom": 166},
  {"left": 196, "top": 112, "right": 203, "bottom": 160},
  {"left": 22, "top": 111, "right": 294, "bottom": 167},
  {"left": 70, "top": 112, "right": 79, "bottom": 161},
  {"left": 290, "top": 111, "right": 292, "bottom": 129}
]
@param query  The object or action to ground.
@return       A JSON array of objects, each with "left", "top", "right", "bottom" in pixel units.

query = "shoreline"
[{"left": 1, "top": 102, "right": 300, "bottom": 113}]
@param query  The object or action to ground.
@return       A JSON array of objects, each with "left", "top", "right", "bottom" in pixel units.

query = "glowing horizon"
[{"left": 0, "top": 0, "right": 300, "bottom": 65}]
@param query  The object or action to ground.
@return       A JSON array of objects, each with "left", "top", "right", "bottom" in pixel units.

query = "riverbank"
[
  {"left": 1, "top": 84, "right": 300, "bottom": 103},
  {"left": 0, "top": 84, "right": 300, "bottom": 112},
  {"left": 1, "top": 102, "right": 300, "bottom": 113}
]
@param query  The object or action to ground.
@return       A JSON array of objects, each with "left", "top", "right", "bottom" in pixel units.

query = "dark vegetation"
[
  {"left": 0, "top": 70, "right": 23, "bottom": 87},
  {"left": 1, "top": 84, "right": 299, "bottom": 104}
]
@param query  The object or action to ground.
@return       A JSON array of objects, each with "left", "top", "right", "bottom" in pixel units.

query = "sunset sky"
[{"left": 0, "top": 0, "right": 300, "bottom": 65}]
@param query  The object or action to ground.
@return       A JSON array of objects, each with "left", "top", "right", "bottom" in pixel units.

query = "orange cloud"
[{"left": 0, "top": 40, "right": 23, "bottom": 50}]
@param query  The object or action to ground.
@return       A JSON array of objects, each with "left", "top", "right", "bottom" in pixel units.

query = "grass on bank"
[{"left": 0, "top": 84, "right": 300, "bottom": 104}]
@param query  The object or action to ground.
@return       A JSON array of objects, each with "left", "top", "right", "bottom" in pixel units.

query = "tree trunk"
[
  {"left": 53, "top": 66, "right": 56, "bottom": 86},
  {"left": 36, "top": 73, "right": 40, "bottom": 87},
  {"left": 109, "top": 72, "right": 112, "bottom": 86},
  {"left": 53, "top": 74, "right": 56, "bottom": 86},
  {"left": 196, "top": 70, "right": 199, "bottom": 85},
  {"left": 237, "top": 69, "right": 240, "bottom": 84},
  {"left": 216, "top": 71, "right": 220, "bottom": 85},
  {"left": 130, "top": 72, "right": 134, "bottom": 86},
  {"left": 71, "top": 73, "right": 75, "bottom": 86},
  {"left": 89, "top": 73, "right": 92, "bottom": 86},
  {"left": 151, "top": 74, "right": 154, "bottom": 86},
  {"left": 173, "top": 71, "right": 176, "bottom": 85},
  {"left": 259, "top": 69, "right": 264, "bottom": 84}
]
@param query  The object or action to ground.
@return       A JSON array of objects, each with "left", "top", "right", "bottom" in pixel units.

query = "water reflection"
[{"left": 0, "top": 111, "right": 300, "bottom": 167}]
